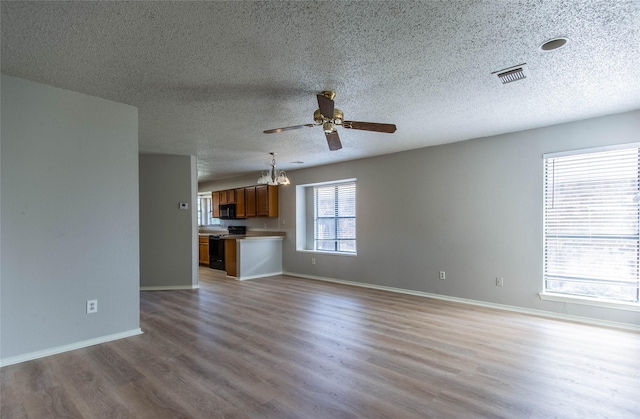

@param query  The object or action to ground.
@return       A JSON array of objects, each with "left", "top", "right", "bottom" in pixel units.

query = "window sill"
[
  {"left": 296, "top": 249, "right": 358, "bottom": 257},
  {"left": 539, "top": 292, "right": 640, "bottom": 312}
]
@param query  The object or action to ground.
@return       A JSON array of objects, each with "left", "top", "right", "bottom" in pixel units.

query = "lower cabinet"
[
  {"left": 224, "top": 239, "right": 237, "bottom": 276},
  {"left": 198, "top": 236, "right": 209, "bottom": 265}
]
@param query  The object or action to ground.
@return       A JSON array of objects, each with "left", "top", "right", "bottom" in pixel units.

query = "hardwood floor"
[{"left": 2, "top": 267, "right": 639, "bottom": 418}]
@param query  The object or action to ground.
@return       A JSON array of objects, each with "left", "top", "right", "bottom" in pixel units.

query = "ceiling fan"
[{"left": 263, "top": 91, "right": 397, "bottom": 151}]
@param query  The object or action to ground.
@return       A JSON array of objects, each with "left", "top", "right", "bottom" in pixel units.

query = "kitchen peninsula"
[
  {"left": 199, "top": 229, "right": 285, "bottom": 280},
  {"left": 225, "top": 235, "right": 284, "bottom": 280}
]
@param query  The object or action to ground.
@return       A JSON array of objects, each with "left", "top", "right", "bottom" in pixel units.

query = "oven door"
[{"left": 208, "top": 236, "right": 225, "bottom": 270}]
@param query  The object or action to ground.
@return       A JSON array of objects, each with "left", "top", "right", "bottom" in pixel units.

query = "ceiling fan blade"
[
  {"left": 263, "top": 124, "right": 315, "bottom": 134},
  {"left": 317, "top": 94, "right": 334, "bottom": 119},
  {"left": 325, "top": 130, "right": 342, "bottom": 151},
  {"left": 343, "top": 121, "right": 397, "bottom": 133}
]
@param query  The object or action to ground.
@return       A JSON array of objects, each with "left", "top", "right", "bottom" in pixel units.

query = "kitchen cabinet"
[
  {"left": 245, "top": 186, "right": 257, "bottom": 217},
  {"left": 211, "top": 185, "right": 279, "bottom": 218},
  {"left": 198, "top": 236, "right": 209, "bottom": 265},
  {"left": 224, "top": 238, "right": 237, "bottom": 277},
  {"left": 235, "top": 188, "right": 246, "bottom": 218},
  {"left": 219, "top": 189, "right": 236, "bottom": 204},
  {"left": 256, "top": 185, "right": 278, "bottom": 217},
  {"left": 212, "top": 191, "right": 220, "bottom": 218}
]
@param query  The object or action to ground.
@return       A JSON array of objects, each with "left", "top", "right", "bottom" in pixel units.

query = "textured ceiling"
[{"left": 2, "top": 1, "right": 639, "bottom": 183}]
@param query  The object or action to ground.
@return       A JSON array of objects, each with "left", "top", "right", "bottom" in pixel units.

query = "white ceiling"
[{"left": 2, "top": 1, "right": 639, "bottom": 183}]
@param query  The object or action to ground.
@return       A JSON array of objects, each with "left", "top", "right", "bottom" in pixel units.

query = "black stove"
[{"left": 209, "top": 226, "right": 246, "bottom": 270}]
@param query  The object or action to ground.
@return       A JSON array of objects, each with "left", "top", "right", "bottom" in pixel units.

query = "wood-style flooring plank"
[{"left": 1, "top": 267, "right": 639, "bottom": 418}]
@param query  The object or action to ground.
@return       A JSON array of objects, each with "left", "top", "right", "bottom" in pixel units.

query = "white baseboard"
[
  {"left": 236, "top": 271, "right": 283, "bottom": 281},
  {"left": 0, "top": 328, "right": 143, "bottom": 368},
  {"left": 140, "top": 284, "right": 199, "bottom": 291},
  {"left": 284, "top": 272, "right": 640, "bottom": 332}
]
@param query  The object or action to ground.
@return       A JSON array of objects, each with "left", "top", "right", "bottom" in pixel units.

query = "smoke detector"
[{"left": 492, "top": 64, "right": 531, "bottom": 85}]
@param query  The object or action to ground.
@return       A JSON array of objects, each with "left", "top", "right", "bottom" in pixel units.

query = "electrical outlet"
[
  {"left": 496, "top": 277, "right": 504, "bottom": 287},
  {"left": 439, "top": 271, "right": 446, "bottom": 280},
  {"left": 87, "top": 299, "right": 98, "bottom": 313},
  {"left": 312, "top": 258, "right": 316, "bottom": 265}
]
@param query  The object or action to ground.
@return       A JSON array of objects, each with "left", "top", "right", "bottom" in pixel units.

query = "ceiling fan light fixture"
[
  {"left": 313, "top": 109, "right": 324, "bottom": 125},
  {"left": 333, "top": 108, "right": 344, "bottom": 125},
  {"left": 263, "top": 91, "right": 396, "bottom": 151}
]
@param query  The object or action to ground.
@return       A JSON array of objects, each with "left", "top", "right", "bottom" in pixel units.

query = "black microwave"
[{"left": 219, "top": 204, "right": 241, "bottom": 219}]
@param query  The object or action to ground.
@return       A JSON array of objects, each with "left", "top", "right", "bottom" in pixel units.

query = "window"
[
  {"left": 543, "top": 145, "right": 639, "bottom": 304},
  {"left": 198, "top": 194, "right": 220, "bottom": 226},
  {"left": 314, "top": 181, "right": 356, "bottom": 253}
]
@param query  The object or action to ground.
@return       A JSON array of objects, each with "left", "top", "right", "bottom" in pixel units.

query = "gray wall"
[
  {"left": 1, "top": 75, "right": 140, "bottom": 360},
  {"left": 139, "top": 154, "right": 198, "bottom": 289},
  {"left": 277, "top": 110, "right": 640, "bottom": 327}
]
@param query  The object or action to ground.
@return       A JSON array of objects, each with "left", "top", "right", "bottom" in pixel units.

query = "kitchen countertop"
[
  {"left": 199, "top": 231, "right": 285, "bottom": 238},
  {"left": 230, "top": 235, "right": 284, "bottom": 240}
]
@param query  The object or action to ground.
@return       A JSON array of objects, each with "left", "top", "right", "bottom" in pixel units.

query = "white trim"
[
  {"left": 140, "top": 285, "right": 199, "bottom": 291},
  {"left": 284, "top": 272, "right": 640, "bottom": 332},
  {"left": 539, "top": 292, "right": 640, "bottom": 312},
  {"left": 297, "top": 177, "right": 357, "bottom": 188},
  {"left": 0, "top": 328, "right": 143, "bottom": 368},
  {"left": 296, "top": 249, "right": 358, "bottom": 257},
  {"left": 236, "top": 236, "right": 284, "bottom": 241},
  {"left": 234, "top": 271, "right": 283, "bottom": 281},
  {"left": 543, "top": 142, "right": 639, "bottom": 159}
]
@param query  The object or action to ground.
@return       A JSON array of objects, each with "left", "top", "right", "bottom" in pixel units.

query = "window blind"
[
  {"left": 198, "top": 196, "right": 209, "bottom": 226},
  {"left": 543, "top": 146, "right": 639, "bottom": 303},
  {"left": 314, "top": 181, "right": 356, "bottom": 253}
]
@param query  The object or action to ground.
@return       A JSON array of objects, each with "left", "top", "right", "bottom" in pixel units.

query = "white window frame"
[
  {"left": 539, "top": 143, "right": 640, "bottom": 311},
  {"left": 295, "top": 178, "right": 358, "bottom": 256},
  {"left": 198, "top": 193, "right": 221, "bottom": 226},
  {"left": 313, "top": 181, "right": 357, "bottom": 254}
]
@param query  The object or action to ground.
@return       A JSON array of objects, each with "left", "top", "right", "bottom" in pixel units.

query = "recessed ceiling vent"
[{"left": 492, "top": 64, "right": 531, "bottom": 85}]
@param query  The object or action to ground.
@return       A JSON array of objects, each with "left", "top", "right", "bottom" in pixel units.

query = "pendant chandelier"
[{"left": 257, "top": 152, "right": 290, "bottom": 186}]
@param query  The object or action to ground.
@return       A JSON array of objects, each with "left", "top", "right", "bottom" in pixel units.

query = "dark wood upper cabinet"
[
  {"left": 211, "top": 191, "right": 220, "bottom": 218},
  {"left": 245, "top": 186, "right": 257, "bottom": 217},
  {"left": 219, "top": 189, "right": 236, "bottom": 205},
  {"left": 256, "top": 185, "right": 278, "bottom": 217},
  {"left": 235, "top": 188, "right": 245, "bottom": 218},
  {"left": 226, "top": 189, "right": 236, "bottom": 204},
  {"left": 212, "top": 185, "right": 278, "bottom": 218}
]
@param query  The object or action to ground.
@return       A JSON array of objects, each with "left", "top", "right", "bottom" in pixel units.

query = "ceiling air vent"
[{"left": 492, "top": 64, "right": 530, "bottom": 85}]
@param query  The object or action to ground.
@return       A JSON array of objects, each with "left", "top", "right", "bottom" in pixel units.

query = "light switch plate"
[{"left": 179, "top": 202, "right": 188, "bottom": 209}]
